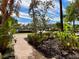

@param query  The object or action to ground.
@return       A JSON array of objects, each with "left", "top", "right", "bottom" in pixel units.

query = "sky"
[{"left": 13, "top": 0, "right": 74, "bottom": 25}]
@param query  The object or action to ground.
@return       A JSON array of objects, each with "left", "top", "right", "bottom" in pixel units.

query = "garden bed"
[{"left": 27, "top": 32, "right": 79, "bottom": 59}]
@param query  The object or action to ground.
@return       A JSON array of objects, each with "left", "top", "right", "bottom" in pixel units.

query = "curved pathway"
[{"left": 13, "top": 33, "right": 47, "bottom": 59}]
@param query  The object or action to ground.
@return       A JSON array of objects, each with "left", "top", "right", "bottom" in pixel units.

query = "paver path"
[{"left": 13, "top": 33, "right": 47, "bottom": 59}]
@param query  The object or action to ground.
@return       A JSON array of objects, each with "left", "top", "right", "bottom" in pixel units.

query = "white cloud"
[
  {"left": 19, "top": 12, "right": 31, "bottom": 19},
  {"left": 49, "top": 16, "right": 60, "bottom": 21},
  {"left": 21, "top": 0, "right": 31, "bottom": 8},
  {"left": 68, "top": 0, "right": 73, "bottom": 1},
  {"left": 15, "top": 0, "right": 31, "bottom": 7},
  {"left": 48, "top": 17, "right": 60, "bottom": 24},
  {"left": 67, "top": 0, "right": 75, "bottom": 2},
  {"left": 12, "top": 11, "right": 31, "bottom": 20}
]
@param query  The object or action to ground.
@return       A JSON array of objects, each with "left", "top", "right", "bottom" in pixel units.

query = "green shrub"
[
  {"left": 52, "top": 23, "right": 79, "bottom": 50},
  {"left": 54, "top": 31, "right": 79, "bottom": 50},
  {"left": 28, "top": 33, "right": 50, "bottom": 44},
  {"left": 64, "top": 23, "right": 73, "bottom": 32}
]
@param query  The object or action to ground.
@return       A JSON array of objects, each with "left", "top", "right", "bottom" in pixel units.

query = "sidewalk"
[{"left": 13, "top": 33, "right": 47, "bottom": 59}]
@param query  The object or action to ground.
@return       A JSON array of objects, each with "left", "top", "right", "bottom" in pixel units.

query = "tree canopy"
[{"left": 29, "top": 0, "right": 54, "bottom": 32}]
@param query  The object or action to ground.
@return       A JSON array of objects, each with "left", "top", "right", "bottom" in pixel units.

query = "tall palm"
[
  {"left": 65, "top": 3, "right": 75, "bottom": 31},
  {"left": 65, "top": 0, "right": 79, "bottom": 32},
  {"left": 59, "top": 0, "right": 63, "bottom": 31},
  {"left": 0, "top": 0, "right": 21, "bottom": 25}
]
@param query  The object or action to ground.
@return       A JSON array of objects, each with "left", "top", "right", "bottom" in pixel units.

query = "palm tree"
[
  {"left": 65, "top": 3, "right": 75, "bottom": 31},
  {"left": 59, "top": 0, "right": 63, "bottom": 31},
  {"left": 0, "top": 0, "right": 21, "bottom": 25},
  {"left": 65, "top": 0, "right": 79, "bottom": 32}
]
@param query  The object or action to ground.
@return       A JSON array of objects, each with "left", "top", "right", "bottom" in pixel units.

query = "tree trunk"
[
  {"left": 73, "top": 20, "right": 75, "bottom": 32},
  {"left": 59, "top": 0, "right": 63, "bottom": 31},
  {"left": 33, "top": 7, "right": 37, "bottom": 33}
]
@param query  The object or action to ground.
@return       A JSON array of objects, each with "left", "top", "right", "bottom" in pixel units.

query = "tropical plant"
[
  {"left": 0, "top": 17, "right": 17, "bottom": 54},
  {"left": 65, "top": 3, "right": 76, "bottom": 31},
  {"left": 54, "top": 31, "right": 79, "bottom": 50},
  {"left": 0, "top": 0, "right": 21, "bottom": 25},
  {"left": 53, "top": 21, "right": 79, "bottom": 49},
  {"left": 65, "top": 0, "right": 79, "bottom": 32},
  {"left": 64, "top": 23, "right": 73, "bottom": 32},
  {"left": 28, "top": 33, "right": 49, "bottom": 44},
  {"left": 0, "top": 0, "right": 21, "bottom": 55}
]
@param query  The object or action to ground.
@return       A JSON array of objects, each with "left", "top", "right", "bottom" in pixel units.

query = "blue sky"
[{"left": 13, "top": 0, "right": 73, "bottom": 25}]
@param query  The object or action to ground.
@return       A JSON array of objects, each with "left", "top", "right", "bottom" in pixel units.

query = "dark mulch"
[{"left": 26, "top": 38, "right": 79, "bottom": 59}]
